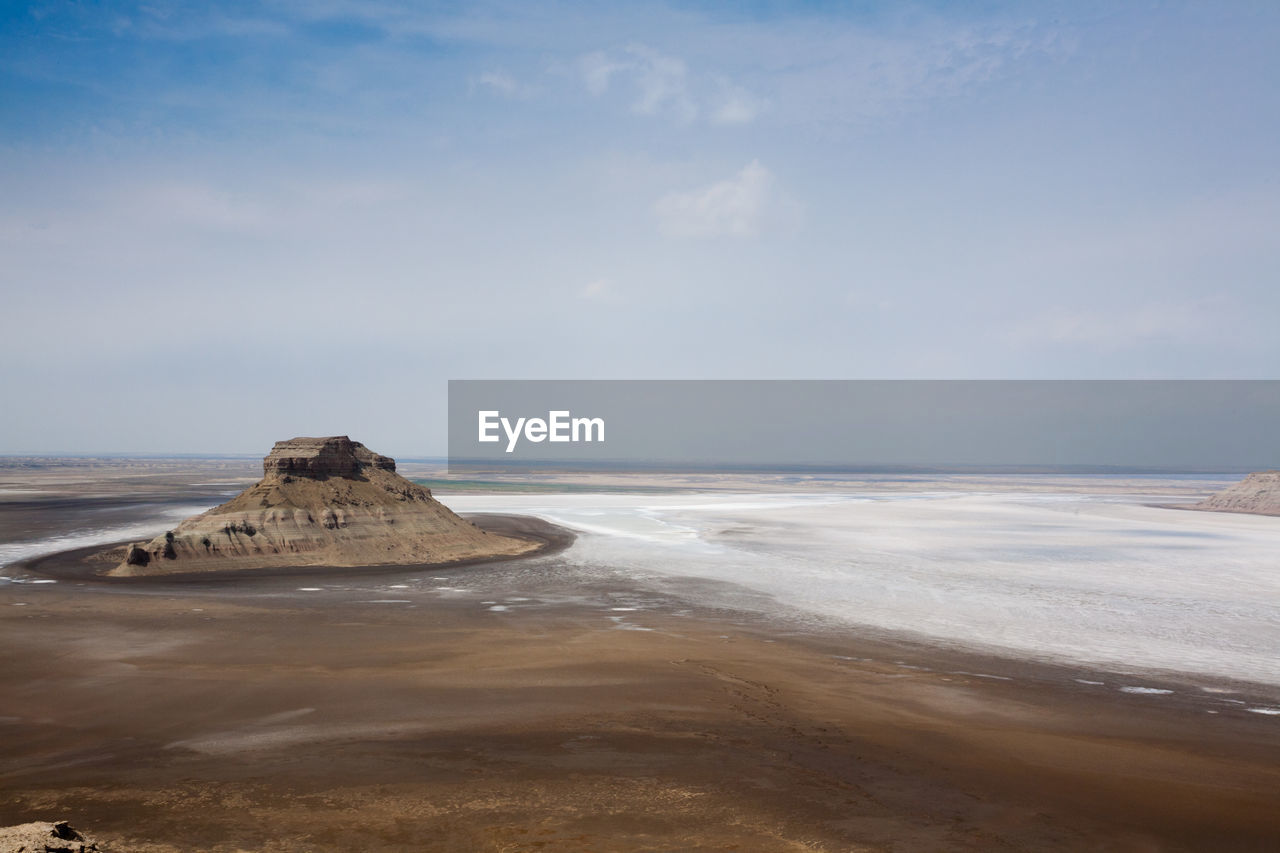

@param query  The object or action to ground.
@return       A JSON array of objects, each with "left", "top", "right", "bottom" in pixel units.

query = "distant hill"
[{"left": 1192, "top": 471, "right": 1280, "bottom": 517}]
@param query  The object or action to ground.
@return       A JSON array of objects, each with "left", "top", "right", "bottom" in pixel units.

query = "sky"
[{"left": 1, "top": 1, "right": 1278, "bottom": 455}]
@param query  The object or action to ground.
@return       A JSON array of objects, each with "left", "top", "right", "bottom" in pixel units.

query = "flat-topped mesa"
[
  {"left": 263, "top": 435, "right": 396, "bottom": 478},
  {"left": 1192, "top": 470, "right": 1280, "bottom": 517},
  {"left": 112, "top": 436, "right": 539, "bottom": 576}
]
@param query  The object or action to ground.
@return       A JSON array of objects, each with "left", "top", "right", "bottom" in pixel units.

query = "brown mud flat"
[
  {"left": 3, "top": 533, "right": 1280, "bottom": 853},
  {"left": 15, "top": 514, "right": 575, "bottom": 584}
]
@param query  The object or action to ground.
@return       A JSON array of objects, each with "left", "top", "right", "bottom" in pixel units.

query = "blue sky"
[{"left": 1, "top": 1, "right": 1278, "bottom": 454}]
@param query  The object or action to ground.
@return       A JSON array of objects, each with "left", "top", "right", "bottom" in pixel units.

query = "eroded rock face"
[
  {"left": 262, "top": 435, "right": 396, "bottom": 478},
  {"left": 0, "top": 820, "right": 99, "bottom": 853},
  {"left": 112, "top": 436, "right": 536, "bottom": 576},
  {"left": 1193, "top": 470, "right": 1280, "bottom": 517}
]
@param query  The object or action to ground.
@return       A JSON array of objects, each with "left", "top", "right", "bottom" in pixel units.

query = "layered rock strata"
[{"left": 113, "top": 436, "right": 537, "bottom": 576}]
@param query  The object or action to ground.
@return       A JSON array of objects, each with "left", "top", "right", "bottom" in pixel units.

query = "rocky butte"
[
  {"left": 1191, "top": 470, "right": 1280, "bottom": 517},
  {"left": 113, "top": 436, "right": 539, "bottom": 576}
]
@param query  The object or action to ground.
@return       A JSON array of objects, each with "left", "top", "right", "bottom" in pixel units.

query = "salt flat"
[{"left": 444, "top": 483, "right": 1280, "bottom": 684}]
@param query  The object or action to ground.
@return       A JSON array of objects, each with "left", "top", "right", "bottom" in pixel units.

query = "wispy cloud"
[
  {"left": 93, "top": 4, "right": 293, "bottom": 41},
  {"left": 471, "top": 69, "right": 533, "bottom": 99},
  {"left": 1008, "top": 300, "right": 1230, "bottom": 351},
  {"left": 579, "top": 278, "right": 617, "bottom": 301},
  {"left": 9, "top": 4, "right": 1053, "bottom": 136},
  {"left": 580, "top": 50, "right": 628, "bottom": 96},
  {"left": 654, "top": 160, "right": 777, "bottom": 238},
  {"left": 710, "top": 80, "right": 768, "bottom": 125},
  {"left": 625, "top": 45, "right": 695, "bottom": 120},
  {"left": 570, "top": 15, "right": 1038, "bottom": 129},
  {"left": 692, "top": 16, "right": 1067, "bottom": 126},
  {"left": 579, "top": 44, "right": 762, "bottom": 125}
]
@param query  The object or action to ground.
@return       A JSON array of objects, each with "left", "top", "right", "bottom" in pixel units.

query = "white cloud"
[
  {"left": 580, "top": 44, "right": 765, "bottom": 125},
  {"left": 580, "top": 51, "right": 627, "bottom": 95},
  {"left": 710, "top": 82, "right": 767, "bottom": 125},
  {"left": 654, "top": 160, "right": 776, "bottom": 238},
  {"left": 579, "top": 278, "right": 616, "bottom": 301},
  {"left": 472, "top": 69, "right": 532, "bottom": 98},
  {"left": 704, "top": 18, "right": 1067, "bottom": 126},
  {"left": 624, "top": 45, "right": 696, "bottom": 121}
]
